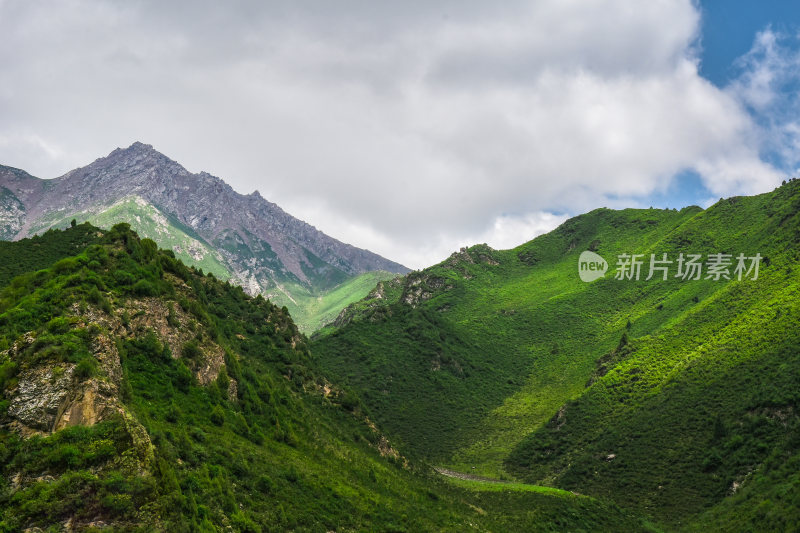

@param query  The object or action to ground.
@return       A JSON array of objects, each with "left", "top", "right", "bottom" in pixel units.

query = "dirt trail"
[
  {"left": 435, "top": 467, "right": 583, "bottom": 497},
  {"left": 434, "top": 467, "right": 512, "bottom": 484}
]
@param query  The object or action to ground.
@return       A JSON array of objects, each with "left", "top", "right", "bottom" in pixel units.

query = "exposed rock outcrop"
[{"left": 5, "top": 295, "right": 229, "bottom": 437}]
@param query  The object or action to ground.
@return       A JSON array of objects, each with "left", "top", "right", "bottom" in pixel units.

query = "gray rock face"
[
  {"left": 3, "top": 321, "right": 125, "bottom": 436},
  {"left": 0, "top": 165, "right": 43, "bottom": 239},
  {"left": 0, "top": 143, "right": 408, "bottom": 292},
  {"left": 8, "top": 365, "right": 76, "bottom": 431},
  {"left": 0, "top": 187, "right": 25, "bottom": 240}
]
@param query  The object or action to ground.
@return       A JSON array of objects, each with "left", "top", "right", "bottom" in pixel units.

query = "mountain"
[
  {"left": 0, "top": 142, "right": 408, "bottom": 331},
  {"left": 0, "top": 223, "right": 649, "bottom": 531},
  {"left": 311, "top": 179, "right": 800, "bottom": 530}
]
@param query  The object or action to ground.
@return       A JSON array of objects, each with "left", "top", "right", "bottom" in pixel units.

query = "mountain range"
[
  {"left": 0, "top": 223, "right": 644, "bottom": 531},
  {"left": 0, "top": 144, "right": 798, "bottom": 530},
  {"left": 0, "top": 142, "right": 408, "bottom": 331}
]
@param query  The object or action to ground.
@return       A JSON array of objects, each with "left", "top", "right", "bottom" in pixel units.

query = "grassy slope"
[
  {"left": 312, "top": 181, "right": 800, "bottom": 527},
  {"left": 505, "top": 182, "right": 800, "bottom": 527},
  {"left": 236, "top": 271, "right": 396, "bottom": 334},
  {"left": 285, "top": 271, "right": 397, "bottom": 332},
  {"left": 312, "top": 206, "right": 706, "bottom": 470},
  {"left": 0, "top": 224, "right": 649, "bottom": 532}
]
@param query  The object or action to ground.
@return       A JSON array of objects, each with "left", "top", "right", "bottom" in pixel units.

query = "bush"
[
  {"left": 182, "top": 340, "right": 201, "bottom": 360},
  {"left": 210, "top": 405, "right": 225, "bottom": 426},
  {"left": 167, "top": 304, "right": 180, "bottom": 328},
  {"left": 132, "top": 279, "right": 157, "bottom": 297},
  {"left": 140, "top": 239, "right": 158, "bottom": 262},
  {"left": 53, "top": 257, "right": 80, "bottom": 274},
  {"left": 340, "top": 391, "right": 360, "bottom": 412},
  {"left": 86, "top": 287, "right": 106, "bottom": 305},
  {"left": 46, "top": 317, "right": 72, "bottom": 335},
  {"left": 74, "top": 357, "right": 99, "bottom": 380},
  {"left": 256, "top": 475, "right": 274, "bottom": 494},
  {"left": 216, "top": 366, "right": 230, "bottom": 395},
  {"left": 113, "top": 270, "right": 136, "bottom": 286},
  {"left": 133, "top": 331, "right": 165, "bottom": 361},
  {"left": 0, "top": 359, "right": 18, "bottom": 390},
  {"left": 175, "top": 360, "right": 193, "bottom": 392},
  {"left": 46, "top": 444, "right": 81, "bottom": 468}
]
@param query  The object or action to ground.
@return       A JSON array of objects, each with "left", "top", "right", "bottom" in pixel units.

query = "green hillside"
[
  {"left": 311, "top": 180, "right": 800, "bottom": 528},
  {"left": 0, "top": 222, "right": 103, "bottom": 288},
  {"left": 505, "top": 182, "right": 800, "bottom": 527},
  {"left": 0, "top": 224, "right": 650, "bottom": 531},
  {"left": 284, "top": 270, "right": 398, "bottom": 333}
]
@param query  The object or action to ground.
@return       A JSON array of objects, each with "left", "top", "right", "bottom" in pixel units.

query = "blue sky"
[
  {"left": 643, "top": 0, "right": 800, "bottom": 210},
  {"left": 1, "top": 1, "right": 800, "bottom": 268},
  {"left": 699, "top": 0, "right": 800, "bottom": 85}
]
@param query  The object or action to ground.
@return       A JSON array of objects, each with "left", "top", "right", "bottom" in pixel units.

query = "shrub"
[
  {"left": 182, "top": 340, "right": 201, "bottom": 360},
  {"left": 53, "top": 257, "right": 80, "bottom": 274},
  {"left": 175, "top": 360, "right": 193, "bottom": 392},
  {"left": 167, "top": 304, "right": 180, "bottom": 328},
  {"left": 281, "top": 467, "right": 299, "bottom": 483},
  {"left": 0, "top": 359, "right": 18, "bottom": 391},
  {"left": 210, "top": 405, "right": 225, "bottom": 426},
  {"left": 340, "top": 391, "right": 360, "bottom": 412},
  {"left": 46, "top": 317, "right": 72, "bottom": 334},
  {"left": 86, "top": 287, "right": 105, "bottom": 305},
  {"left": 140, "top": 239, "right": 158, "bottom": 262},
  {"left": 74, "top": 357, "right": 99, "bottom": 380},
  {"left": 113, "top": 270, "right": 136, "bottom": 286},
  {"left": 216, "top": 366, "right": 230, "bottom": 395},
  {"left": 101, "top": 493, "right": 134, "bottom": 515},
  {"left": 255, "top": 475, "right": 274, "bottom": 494},
  {"left": 132, "top": 279, "right": 157, "bottom": 297},
  {"left": 165, "top": 403, "right": 181, "bottom": 423},
  {"left": 46, "top": 444, "right": 81, "bottom": 468}
]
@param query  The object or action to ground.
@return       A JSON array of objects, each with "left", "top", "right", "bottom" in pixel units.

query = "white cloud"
[
  {"left": 0, "top": 1, "right": 788, "bottom": 269},
  {"left": 726, "top": 28, "right": 800, "bottom": 175},
  {"left": 474, "top": 212, "right": 570, "bottom": 252},
  {"left": 0, "top": 133, "right": 65, "bottom": 168}
]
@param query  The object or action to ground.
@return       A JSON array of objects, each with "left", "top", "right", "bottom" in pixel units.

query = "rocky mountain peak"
[
  {"left": 0, "top": 143, "right": 409, "bottom": 326},
  {"left": 128, "top": 140, "right": 154, "bottom": 152}
]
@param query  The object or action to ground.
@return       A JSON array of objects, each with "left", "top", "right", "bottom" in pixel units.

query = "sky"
[{"left": 1, "top": 1, "right": 799, "bottom": 269}]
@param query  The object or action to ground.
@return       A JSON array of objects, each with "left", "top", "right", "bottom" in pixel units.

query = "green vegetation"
[
  {"left": 213, "top": 226, "right": 392, "bottom": 333},
  {"left": 286, "top": 271, "right": 397, "bottom": 332},
  {"left": 312, "top": 207, "right": 708, "bottom": 468},
  {"left": 505, "top": 184, "right": 800, "bottom": 526},
  {"left": 312, "top": 180, "right": 800, "bottom": 529},
  {"left": 0, "top": 222, "right": 102, "bottom": 287},
  {"left": 0, "top": 223, "right": 649, "bottom": 531},
  {"left": 3, "top": 180, "right": 798, "bottom": 530}
]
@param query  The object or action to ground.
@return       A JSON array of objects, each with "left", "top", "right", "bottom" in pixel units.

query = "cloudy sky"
[{"left": 2, "top": 1, "right": 799, "bottom": 268}]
